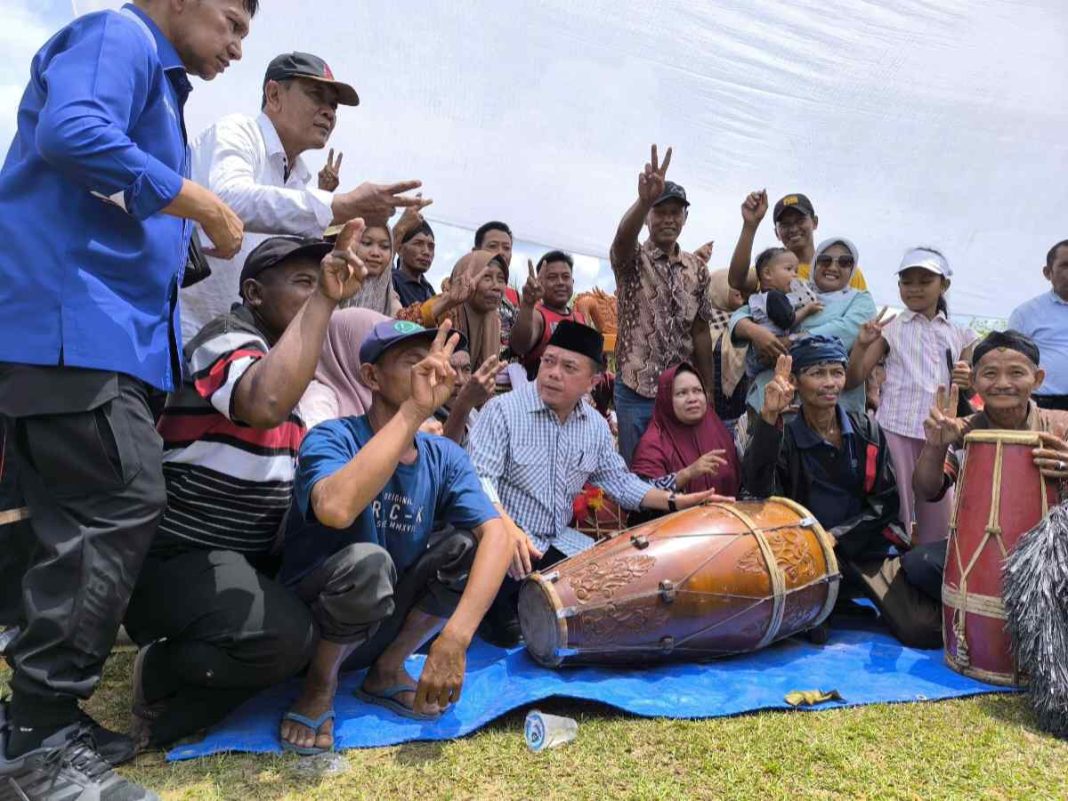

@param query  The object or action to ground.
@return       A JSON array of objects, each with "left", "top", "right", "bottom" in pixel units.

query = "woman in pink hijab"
[
  {"left": 300, "top": 308, "right": 388, "bottom": 429},
  {"left": 631, "top": 363, "right": 741, "bottom": 497}
]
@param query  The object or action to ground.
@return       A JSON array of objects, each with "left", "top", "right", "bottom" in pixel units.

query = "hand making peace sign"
[
  {"left": 410, "top": 320, "right": 461, "bottom": 417},
  {"left": 856, "top": 306, "right": 896, "bottom": 349},
  {"left": 922, "top": 385, "right": 967, "bottom": 448},
  {"left": 318, "top": 148, "right": 343, "bottom": 191},
  {"left": 637, "top": 144, "right": 672, "bottom": 207},
  {"left": 762, "top": 354, "right": 795, "bottom": 421},
  {"left": 318, "top": 218, "right": 368, "bottom": 302},
  {"left": 521, "top": 259, "right": 544, "bottom": 307}
]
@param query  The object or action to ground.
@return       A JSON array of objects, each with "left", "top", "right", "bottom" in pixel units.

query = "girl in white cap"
[{"left": 846, "top": 246, "right": 978, "bottom": 546}]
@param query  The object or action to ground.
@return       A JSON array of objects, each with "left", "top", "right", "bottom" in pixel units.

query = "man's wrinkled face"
[
  {"left": 972, "top": 348, "right": 1044, "bottom": 415},
  {"left": 171, "top": 0, "right": 250, "bottom": 80},
  {"left": 362, "top": 340, "right": 432, "bottom": 409},
  {"left": 646, "top": 200, "right": 687, "bottom": 248},
  {"left": 795, "top": 362, "right": 847, "bottom": 410},
  {"left": 539, "top": 260, "right": 574, "bottom": 309},
  {"left": 1044, "top": 245, "right": 1068, "bottom": 301},
  {"left": 265, "top": 78, "right": 339, "bottom": 154}
]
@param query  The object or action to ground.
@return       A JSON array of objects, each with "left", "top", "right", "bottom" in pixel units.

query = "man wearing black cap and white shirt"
[
  {"left": 182, "top": 51, "right": 426, "bottom": 341},
  {"left": 122, "top": 223, "right": 368, "bottom": 750},
  {"left": 728, "top": 190, "right": 868, "bottom": 293},
  {"left": 610, "top": 145, "right": 717, "bottom": 466},
  {"left": 469, "top": 320, "right": 728, "bottom": 644}
]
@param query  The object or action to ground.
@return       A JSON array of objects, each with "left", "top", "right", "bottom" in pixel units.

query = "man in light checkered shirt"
[{"left": 468, "top": 321, "right": 731, "bottom": 644}]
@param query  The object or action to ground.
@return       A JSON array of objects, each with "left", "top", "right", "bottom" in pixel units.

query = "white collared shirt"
[{"left": 180, "top": 113, "right": 335, "bottom": 342}]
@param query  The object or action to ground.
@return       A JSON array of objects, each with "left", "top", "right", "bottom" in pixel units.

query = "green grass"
[{"left": 5, "top": 648, "right": 1068, "bottom": 801}]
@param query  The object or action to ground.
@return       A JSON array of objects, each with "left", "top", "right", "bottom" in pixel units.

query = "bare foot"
[
  {"left": 361, "top": 663, "right": 442, "bottom": 716},
  {"left": 281, "top": 678, "right": 337, "bottom": 752}
]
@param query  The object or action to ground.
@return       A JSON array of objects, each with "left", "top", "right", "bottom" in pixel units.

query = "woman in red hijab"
[{"left": 631, "top": 363, "right": 741, "bottom": 497}]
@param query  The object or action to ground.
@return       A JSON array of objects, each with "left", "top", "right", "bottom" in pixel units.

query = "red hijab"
[{"left": 631, "top": 363, "right": 740, "bottom": 495}]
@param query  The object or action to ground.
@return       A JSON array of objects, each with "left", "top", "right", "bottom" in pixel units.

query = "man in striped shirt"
[
  {"left": 123, "top": 225, "right": 368, "bottom": 750},
  {"left": 469, "top": 321, "right": 728, "bottom": 644}
]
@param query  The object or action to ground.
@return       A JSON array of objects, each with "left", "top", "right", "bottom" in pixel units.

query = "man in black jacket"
[{"left": 742, "top": 334, "right": 941, "bottom": 648}]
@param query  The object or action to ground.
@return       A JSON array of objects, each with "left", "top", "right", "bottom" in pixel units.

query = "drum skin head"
[{"left": 518, "top": 576, "right": 564, "bottom": 667}]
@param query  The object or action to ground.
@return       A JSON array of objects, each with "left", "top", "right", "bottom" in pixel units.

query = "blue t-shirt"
[{"left": 281, "top": 415, "right": 498, "bottom": 584}]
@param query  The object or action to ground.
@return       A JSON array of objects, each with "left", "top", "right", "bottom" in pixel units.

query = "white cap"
[{"left": 898, "top": 247, "right": 951, "bottom": 277}]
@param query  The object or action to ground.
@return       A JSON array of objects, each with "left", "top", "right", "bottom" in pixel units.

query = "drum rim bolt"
[{"left": 630, "top": 533, "right": 649, "bottom": 550}]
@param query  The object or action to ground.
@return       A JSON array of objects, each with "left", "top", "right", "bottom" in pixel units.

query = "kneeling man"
[
  {"left": 904, "top": 330, "right": 1068, "bottom": 598},
  {"left": 279, "top": 320, "right": 511, "bottom": 753},
  {"left": 742, "top": 335, "right": 941, "bottom": 648}
]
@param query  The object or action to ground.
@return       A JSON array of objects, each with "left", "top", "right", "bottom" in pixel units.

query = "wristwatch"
[{"left": 667, "top": 492, "right": 678, "bottom": 512}]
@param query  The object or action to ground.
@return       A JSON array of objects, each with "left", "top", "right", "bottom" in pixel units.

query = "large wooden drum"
[
  {"left": 518, "top": 498, "right": 840, "bottom": 667},
  {"left": 943, "top": 430, "right": 1057, "bottom": 686}
]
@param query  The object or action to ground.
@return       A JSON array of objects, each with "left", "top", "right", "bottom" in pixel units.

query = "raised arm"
[
  {"left": 311, "top": 323, "right": 460, "bottom": 528},
  {"left": 741, "top": 354, "right": 794, "bottom": 496},
  {"left": 845, "top": 307, "right": 894, "bottom": 389},
  {"left": 610, "top": 144, "right": 671, "bottom": 271},
  {"left": 728, "top": 190, "right": 768, "bottom": 291},
  {"left": 508, "top": 259, "right": 546, "bottom": 356},
  {"left": 233, "top": 220, "right": 368, "bottom": 428}
]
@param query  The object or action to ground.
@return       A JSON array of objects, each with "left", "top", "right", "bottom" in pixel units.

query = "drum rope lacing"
[{"left": 948, "top": 439, "right": 1050, "bottom": 673}]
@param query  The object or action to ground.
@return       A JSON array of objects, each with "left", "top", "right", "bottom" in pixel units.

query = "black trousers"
[
  {"left": 840, "top": 553, "right": 943, "bottom": 649},
  {"left": 124, "top": 548, "right": 317, "bottom": 748},
  {"left": 899, "top": 539, "right": 949, "bottom": 603},
  {"left": 0, "top": 367, "right": 166, "bottom": 729},
  {"left": 0, "top": 418, "right": 33, "bottom": 628}
]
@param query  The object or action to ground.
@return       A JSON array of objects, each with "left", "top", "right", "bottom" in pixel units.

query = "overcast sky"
[{"left": 3, "top": 1, "right": 1066, "bottom": 320}]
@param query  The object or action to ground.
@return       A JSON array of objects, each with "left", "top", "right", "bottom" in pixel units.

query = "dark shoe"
[
  {"left": 0, "top": 705, "right": 158, "bottom": 801},
  {"left": 803, "top": 621, "right": 831, "bottom": 645},
  {"left": 477, "top": 608, "right": 522, "bottom": 649},
  {"left": 77, "top": 713, "right": 136, "bottom": 768}
]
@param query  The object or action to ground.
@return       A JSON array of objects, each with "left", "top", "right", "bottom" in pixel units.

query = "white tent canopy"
[{"left": 32, "top": 2, "right": 1068, "bottom": 317}]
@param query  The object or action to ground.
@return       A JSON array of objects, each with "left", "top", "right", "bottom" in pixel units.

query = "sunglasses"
[{"left": 815, "top": 254, "right": 856, "bottom": 270}]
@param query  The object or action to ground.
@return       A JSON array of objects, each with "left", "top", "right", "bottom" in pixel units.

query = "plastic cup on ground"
[{"left": 524, "top": 710, "right": 578, "bottom": 752}]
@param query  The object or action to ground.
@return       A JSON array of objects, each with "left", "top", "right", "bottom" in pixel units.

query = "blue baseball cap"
[{"left": 358, "top": 319, "right": 467, "bottom": 365}]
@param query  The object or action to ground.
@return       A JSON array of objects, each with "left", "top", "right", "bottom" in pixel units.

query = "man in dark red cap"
[{"left": 183, "top": 51, "right": 427, "bottom": 340}]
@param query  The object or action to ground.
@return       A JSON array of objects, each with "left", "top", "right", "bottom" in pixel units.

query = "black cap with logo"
[
  {"left": 263, "top": 52, "right": 359, "bottom": 106},
  {"left": 773, "top": 193, "right": 816, "bottom": 222},
  {"left": 652, "top": 181, "right": 690, "bottom": 208}
]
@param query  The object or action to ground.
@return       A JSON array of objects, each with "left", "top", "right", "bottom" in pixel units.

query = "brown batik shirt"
[{"left": 613, "top": 239, "right": 714, "bottom": 398}]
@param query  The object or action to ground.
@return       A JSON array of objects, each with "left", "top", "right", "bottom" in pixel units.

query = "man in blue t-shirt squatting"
[{"left": 278, "top": 319, "right": 512, "bottom": 754}]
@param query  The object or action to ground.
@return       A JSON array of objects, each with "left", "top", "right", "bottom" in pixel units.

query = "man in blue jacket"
[{"left": 0, "top": 3, "right": 255, "bottom": 799}]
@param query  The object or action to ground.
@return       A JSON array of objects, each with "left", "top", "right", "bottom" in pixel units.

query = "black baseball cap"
[
  {"left": 653, "top": 181, "right": 690, "bottom": 208},
  {"left": 773, "top": 193, "right": 816, "bottom": 222},
  {"left": 263, "top": 52, "right": 359, "bottom": 106},
  {"left": 239, "top": 236, "right": 332, "bottom": 295}
]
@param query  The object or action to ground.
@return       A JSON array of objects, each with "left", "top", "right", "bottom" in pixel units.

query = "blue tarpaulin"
[{"left": 168, "top": 614, "right": 1014, "bottom": 760}]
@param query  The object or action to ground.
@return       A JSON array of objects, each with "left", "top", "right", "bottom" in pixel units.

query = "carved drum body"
[
  {"left": 518, "top": 498, "right": 840, "bottom": 667},
  {"left": 943, "top": 430, "right": 1057, "bottom": 686}
]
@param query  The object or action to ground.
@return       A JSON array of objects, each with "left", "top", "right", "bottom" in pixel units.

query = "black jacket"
[{"left": 741, "top": 409, "right": 907, "bottom": 560}]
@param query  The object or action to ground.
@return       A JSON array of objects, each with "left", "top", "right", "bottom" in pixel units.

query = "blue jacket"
[{"left": 0, "top": 5, "right": 192, "bottom": 391}]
